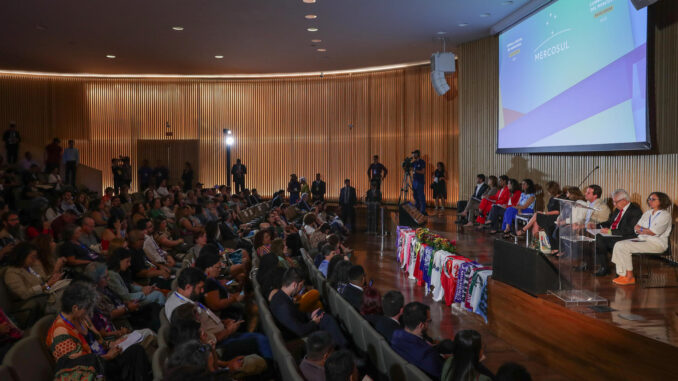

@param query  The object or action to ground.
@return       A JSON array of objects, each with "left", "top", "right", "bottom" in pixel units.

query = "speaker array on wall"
[
  {"left": 430, "top": 52, "right": 455, "bottom": 96},
  {"left": 430, "top": 71, "right": 450, "bottom": 96}
]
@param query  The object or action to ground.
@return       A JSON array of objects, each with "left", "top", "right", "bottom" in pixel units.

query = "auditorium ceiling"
[{"left": 0, "top": 0, "right": 528, "bottom": 75}]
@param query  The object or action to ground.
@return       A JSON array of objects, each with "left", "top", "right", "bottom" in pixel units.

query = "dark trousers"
[
  {"left": 366, "top": 202, "right": 380, "bottom": 233},
  {"left": 65, "top": 161, "right": 77, "bottom": 187},
  {"left": 341, "top": 204, "right": 356, "bottom": 232},
  {"left": 45, "top": 162, "right": 60, "bottom": 174},
  {"left": 5, "top": 145, "right": 18, "bottom": 164},
  {"left": 234, "top": 178, "right": 245, "bottom": 193},
  {"left": 595, "top": 235, "right": 627, "bottom": 268},
  {"left": 412, "top": 179, "right": 426, "bottom": 214},
  {"left": 487, "top": 205, "right": 505, "bottom": 230}
]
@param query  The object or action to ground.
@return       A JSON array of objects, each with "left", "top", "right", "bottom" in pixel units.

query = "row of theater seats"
[
  {"left": 238, "top": 201, "right": 271, "bottom": 224},
  {"left": 297, "top": 242, "right": 432, "bottom": 381},
  {"left": 251, "top": 272, "right": 305, "bottom": 381},
  {"left": 0, "top": 313, "right": 57, "bottom": 381}
]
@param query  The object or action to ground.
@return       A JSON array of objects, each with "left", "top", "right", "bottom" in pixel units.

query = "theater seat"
[
  {"left": 28, "top": 314, "right": 56, "bottom": 339},
  {"left": 405, "top": 363, "right": 431, "bottom": 381},
  {"left": 3, "top": 336, "right": 54, "bottom": 381},
  {"left": 0, "top": 364, "right": 17, "bottom": 381},
  {"left": 159, "top": 307, "right": 169, "bottom": 328},
  {"left": 380, "top": 343, "right": 408, "bottom": 381},
  {"left": 152, "top": 345, "right": 168, "bottom": 381},
  {"left": 280, "top": 353, "right": 304, "bottom": 381},
  {"left": 157, "top": 325, "right": 170, "bottom": 349}
]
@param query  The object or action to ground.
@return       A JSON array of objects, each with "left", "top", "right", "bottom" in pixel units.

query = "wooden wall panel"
[
  {"left": 0, "top": 66, "right": 458, "bottom": 206},
  {"left": 457, "top": 0, "right": 678, "bottom": 260}
]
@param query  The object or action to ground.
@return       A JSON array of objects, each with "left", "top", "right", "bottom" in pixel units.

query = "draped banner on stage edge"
[{"left": 396, "top": 227, "right": 492, "bottom": 323}]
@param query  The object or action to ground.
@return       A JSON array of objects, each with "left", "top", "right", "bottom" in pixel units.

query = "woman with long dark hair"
[
  {"left": 432, "top": 162, "right": 447, "bottom": 211},
  {"left": 442, "top": 330, "right": 493, "bottom": 381}
]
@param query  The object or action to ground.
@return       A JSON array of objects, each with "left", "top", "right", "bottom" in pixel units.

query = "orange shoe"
[
  {"left": 613, "top": 275, "right": 625, "bottom": 282},
  {"left": 613, "top": 276, "right": 636, "bottom": 285}
]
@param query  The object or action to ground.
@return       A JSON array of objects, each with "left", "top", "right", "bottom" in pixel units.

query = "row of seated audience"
[
  {"left": 460, "top": 173, "right": 673, "bottom": 285},
  {"left": 0, "top": 161, "right": 541, "bottom": 381}
]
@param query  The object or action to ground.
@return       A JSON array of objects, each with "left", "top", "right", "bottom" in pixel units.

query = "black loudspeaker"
[
  {"left": 630, "top": 0, "right": 658, "bottom": 10},
  {"left": 492, "top": 239, "right": 565, "bottom": 295},
  {"left": 398, "top": 203, "right": 427, "bottom": 228}
]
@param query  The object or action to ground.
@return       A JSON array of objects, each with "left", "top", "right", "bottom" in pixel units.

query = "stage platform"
[{"left": 347, "top": 208, "right": 678, "bottom": 380}]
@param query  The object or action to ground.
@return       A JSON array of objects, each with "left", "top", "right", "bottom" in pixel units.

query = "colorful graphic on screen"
[{"left": 498, "top": 0, "right": 648, "bottom": 153}]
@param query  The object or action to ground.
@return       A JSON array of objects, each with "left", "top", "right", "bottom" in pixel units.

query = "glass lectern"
[{"left": 548, "top": 198, "right": 607, "bottom": 306}]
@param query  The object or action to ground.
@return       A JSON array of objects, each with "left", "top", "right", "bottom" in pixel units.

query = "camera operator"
[
  {"left": 367, "top": 155, "right": 387, "bottom": 190},
  {"left": 410, "top": 150, "right": 427, "bottom": 215}
]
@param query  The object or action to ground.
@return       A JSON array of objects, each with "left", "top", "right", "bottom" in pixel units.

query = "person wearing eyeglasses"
[
  {"left": 592, "top": 189, "right": 643, "bottom": 277},
  {"left": 611, "top": 192, "right": 673, "bottom": 285}
]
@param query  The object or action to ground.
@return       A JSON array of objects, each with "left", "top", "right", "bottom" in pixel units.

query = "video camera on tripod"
[{"left": 401, "top": 156, "right": 413, "bottom": 172}]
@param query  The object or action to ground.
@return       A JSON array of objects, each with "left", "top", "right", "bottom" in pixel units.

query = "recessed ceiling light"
[
  {"left": 311, "top": 39, "right": 322, "bottom": 43},
  {"left": 106, "top": 54, "right": 116, "bottom": 59},
  {"left": 172, "top": 26, "right": 184, "bottom": 31},
  {"left": 317, "top": 48, "right": 327, "bottom": 52},
  {"left": 215, "top": 55, "right": 223, "bottom": 59},
  {"left": 501, "top": 1, "right": 514, "bottom": 5},
  {"left": 307, "top": 27, "right": 318, "bottom": 32},
  {"left": 458, "top": 23, "right": 469, "bottom": 27},
  {"left": 480, "top": 13, "right": 491, "bottom": 18},
  {"left": 305, "top": 14, "right": 317, "bottom": 19},
  {"left": 302, "top": 0, "right": 316, "bottom": 3}
]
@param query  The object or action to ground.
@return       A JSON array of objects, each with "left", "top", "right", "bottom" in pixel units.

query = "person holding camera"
[{"left": 410, "top": 150, "right": 427, "bottom": 215}]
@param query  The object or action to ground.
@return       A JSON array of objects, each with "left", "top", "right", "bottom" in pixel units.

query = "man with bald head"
[{"left": 78, "top": 216, "right": 100, "bottom": 249}]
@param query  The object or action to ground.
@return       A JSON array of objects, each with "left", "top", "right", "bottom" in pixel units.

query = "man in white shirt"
[
  {"left": 137, "top": 218, "right": 175, "bottom": 270},
  {"left": 584, "top": 184, "right": 611, "bottom": 226}
]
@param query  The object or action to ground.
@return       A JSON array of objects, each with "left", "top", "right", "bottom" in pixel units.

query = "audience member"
[
  {"left": 312, "top": 173, "right": 327, "bottom": 201},
  {"left": 391, "top": 302, "right": 444, "bottom": 379},
  {"left": 165, "top": 268, "right": 272, "bottom": 360},
  {"left": 300, "top": 331, "right": 334, "bottom": 381},
  {"left": 58, "top": 224, "right": 101, "bottom": 268},
  {"left": 0, "top": 307, "right": 23, "bottom": 362},
  {"left": 4, "top": 242, "right": 66, "bottom": 324},
  {"left": 340, "top": 265, "right": 365, "bottom": 310},
  {"left": 106, "top": 248, "right": 166, "bottom": 307},
  {"left": 270, "top": 267, "right": 347, "bottom": 346},
  {"left": 441, "top": 329, "right": 493, "bottom": 381},
  {"left": 46, "top": 282, "right": 152, "bottom": 380},
  {"left": 374, "top": 290, "right": 404, "bottom": 342}
]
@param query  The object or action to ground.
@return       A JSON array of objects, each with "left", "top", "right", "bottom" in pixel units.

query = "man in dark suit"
[
  {"left": 340, "top": 265, "right": 365, "bottom": 310},
  {"left": 374, "top": 290, "right": 404, "bottom": 342},
  {"left": 230, "top": 159, "right": 247, "bottom": 194},
  {"left": 311, "top": 173, "right": 326, "bottom": 202},
  {"left": 269, "top": 268, "right": 347, "bottom": 347},
  {"left": 339, "top": 179, "right": 357, "bottom": 232},
  {"left": 391, "top": 302, "right": 444, "bottom": 379},
  {"left": 594, "top": 189, "right": 643, "bottom": 276}
]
